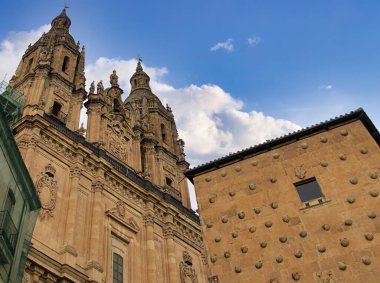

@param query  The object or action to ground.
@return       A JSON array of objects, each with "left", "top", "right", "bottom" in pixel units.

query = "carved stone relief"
[
  {"left": 294, "top": 164, "right": 306, "bottom": 179},
  {"left": 106, "top": 201, "right": 140, "bottom": 233},
  {"left": 107, "top": 123, "right": 129, "bottom": 162},
  {"left": 180, "top": 251, "right": 198, "bottom": 283},
  {"left": 35, "top": 163, "right": 58, "bottom": 220}
]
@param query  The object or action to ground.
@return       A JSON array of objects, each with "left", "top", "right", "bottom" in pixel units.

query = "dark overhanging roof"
[{"left": 185, "top": 108, "right": 380, "bottom": 184}]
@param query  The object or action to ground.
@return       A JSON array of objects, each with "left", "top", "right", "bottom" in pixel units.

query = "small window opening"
[
  {"left": 113, "top": 99, "right": 120, "bottom": 113},
  {"left": 133, "top": 79, "right": 137, "bottom": 87},
  {"left": 52, "top": 101, "right": 62, "bottom": 116},
  {"left": 294, "top": 177, "right": 324, "bottom": 206},
  {"left": 165, "top": 177, "right": 173, "bottom": 187},
  {"left": 62, "top": 56, "right": 69, "bottom": 72},
  {"left": 46, "top": 172, "right": 54, "bottom": 178},
  {"left": 25, "top": 58, "right": 33, "bottom": 74},
  {"left": 113, "top": 253, "right": 123, "bottom": 283},
  {"left": 161, "top": 124, "right": 166, "bottom": 143}
]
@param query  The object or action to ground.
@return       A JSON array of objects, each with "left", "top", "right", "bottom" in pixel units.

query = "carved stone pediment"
[{"left": 106, "top": 201, "right": 140, "bottom": 233}]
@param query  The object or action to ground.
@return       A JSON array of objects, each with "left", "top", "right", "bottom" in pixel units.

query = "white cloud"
[
  {"left": 248, "top": 36, "right": 262, "bottom": 47},
  {"left": 210, "top": 38, "right": 234, "bottom": 52},
  {"left": 0, "top": 25, "right": 300, "bottom": 167},
  {"left": 1, "top": 26, "right": 301, "bottom": 210},
  {"left": 85, "top": 57, "right": 301, "bottom": 167},
  {"left": 319, "top": 84, "right": 333, "bottom": 90},
  {"left": 0, "top": 24, "right": 50, "bottom": 80}
]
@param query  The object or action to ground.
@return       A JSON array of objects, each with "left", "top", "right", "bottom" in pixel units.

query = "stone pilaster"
[
  {"left": 61, "top": 166, "right": 81, "bottom": 257},
  {"left": 163, "top": 217, "right": 177, "bottom": 283},
  {"left": 87, "top": 180, "right": 104, "bottom": 281},
  {"left": 143, "top": 209, "right": 157, "bottom": 283}
]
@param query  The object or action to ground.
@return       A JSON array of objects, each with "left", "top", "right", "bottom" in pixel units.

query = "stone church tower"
[{"left": 9, "top": 8, "right": 207, "bottom": 283}]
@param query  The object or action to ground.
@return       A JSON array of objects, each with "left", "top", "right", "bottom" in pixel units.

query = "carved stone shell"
[
  {"left": 320, "top": 136, "right": 328, "bottom": 143},
  {"left": 229, "top": 191, "right": 236, "bottom": 197},
  {"left": 301, "top": 143, "right": 308, "bottom": 149},
  {"left": 248, "top": 226, "right": 256, "bottom": 233},
  {"left": 360, "top": 147, "right": 368, "bottom": 154},
  {"left": 241, "top": 246, "right": 248, "bottom": 253},
  {"left": 206, "top": 222, "right": 213, "bottom": 228},
  {"left": 260, "top": 241, "right": 267, "bottom": 248},
  {"left": 231, "top": 231, "right": 238, "bottom": 238},
  {"left": 235, "top": 166, "right": 241, "bottom": 172},
  {"left": 282, "top": 215, "right": 290, "bottom": 223},
  {"left": 340, "top": 129, "right": 348, "bottom": 136},
  {"left": 344, "top": 219, "right": 353, "bottom": 226},
  {"left": 340, "top": 238, "right": 349, "bottom": 247},
  {"left": 221, "top": 216, "right": 228, "bottom": 223},
  {"left": 251, "top": 160, "right": 258, "bottom": 166},
  {"left": 265, "top": 221, "right": 273, "bottom": 228},
  {"left": 299, "top": 231, "right": 308, "bottom": 238},
  {"left": 320, "top": 161, "right": 329, "bottom": 167},
  {"left": 235, "top": 266, "right": 241, "bottom": 273},
  {"left": 270, "top": 176, "right": 277, "bottom": 183},
  {"left": 248, "top": 183, "right": 257, "bottom": 190},
  {"left": 276, "top": 255, "right": 283, "bottom": 263},
  {"left": 210, "top": 255, "right": 217, "bottom": 263},
  {"left": 368, "top": 212, "right": 377, "bottom": 219},
  {"left": 322, "top": 224, "right": 330, "bottom": 231},
  {"left": 238, "top": 211, "right": 245, "bottom": 219},
  {"left": 346, "top": 196, "right": 355, "bottom": 204},
  {"left": 349, "top": 178, "right": 358, "bottom": 185},
  {"left": 273, "top": 153, "right": 280, "bottom": 159},
  {"left": 364, "top": 233, "right": 374, "bottom": 241},
  {"left": 292, "top": 272, "right": 301, "bottom": 281},
  {"left": 362, "top": 256, "right": 371, "bottom": 265},
  {"left": 214, "top": 236, "right": 221, "bottom": 243},
  {"left": 255, "top": 261, "right": 263, "bottom": 269},
  {"left": 294, "top": 250, "right": 303, "bottom": 258},
  {"left": 369, "top": 172, "right": 378, "bottom": 179},
  {"left": 271, "top": 202, "right": 278, "bottom": 209},
  {"left": 317, "top": 246, "right": 326, "bottom": 253},
  {"left": 224, "top": 251, "right": 231, "bottom": 258},
  {"left": 338, "top": 262, "right": 347, "bottom": 271},
  {"left": 339, "top": 154, "right": 347, "bottom": 161},
  {"left": 254, "top": 208, "right": 261, "bottom": 214},
  {"left": 279, "top": 236, "right": 287, "bottom": 243},
  {"left": 369, "top": 190, "right": 379, "bottom": 197}
]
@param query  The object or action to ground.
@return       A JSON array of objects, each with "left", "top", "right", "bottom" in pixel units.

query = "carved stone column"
[
  {"left": 143, "top": 211, "right": 157, "bottom": 283},
  {"left": 62, "top": 166, "right": 81, "bottom": 256},
  {"left": 163, "top": 222, "right": 177, "bottom": 283},
  {"left": 67, "top": 92, "right": 84, "bottom": 131},
  {"left": 87, "top": 180, "right": 104, "bottom": 279}
]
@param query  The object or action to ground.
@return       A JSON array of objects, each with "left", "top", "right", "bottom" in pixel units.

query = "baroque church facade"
[{"left": 9, "top": 9, "right": 208, "bottom": 283}]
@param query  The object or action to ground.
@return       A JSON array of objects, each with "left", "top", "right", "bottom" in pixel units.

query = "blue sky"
[{"left": 1, "top": 0, "right": 380, "bottom": 166}]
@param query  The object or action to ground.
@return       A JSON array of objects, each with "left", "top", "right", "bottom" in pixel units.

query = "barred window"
[
  {"left": 113, "top": 253, "right": 123, "bottom": 283},
  {"left": 294, "top": 177, "right": 324, "bottom": 207}
]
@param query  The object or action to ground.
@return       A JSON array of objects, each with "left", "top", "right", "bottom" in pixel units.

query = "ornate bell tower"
[
  {"left": 125, "top": 61, "right": 191, "bottom": 207},
  {"left": 9, "top": 8, "right": 86, "bottom": 131}
]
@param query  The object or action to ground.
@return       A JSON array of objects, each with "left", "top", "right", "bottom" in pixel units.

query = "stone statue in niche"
[
  {"left": 180, "top": 251, "right": 198, "bottom": 283},
  {"left": 35, "top": 164, "right": 58, "bottom": 220},
  {"left": 294, "top": 164, "right": 307, "bottom": 179}
]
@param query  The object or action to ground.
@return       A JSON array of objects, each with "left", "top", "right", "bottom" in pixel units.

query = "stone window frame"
[{"left": 294, "top": 177, "right": 328, "bottom": 209}]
